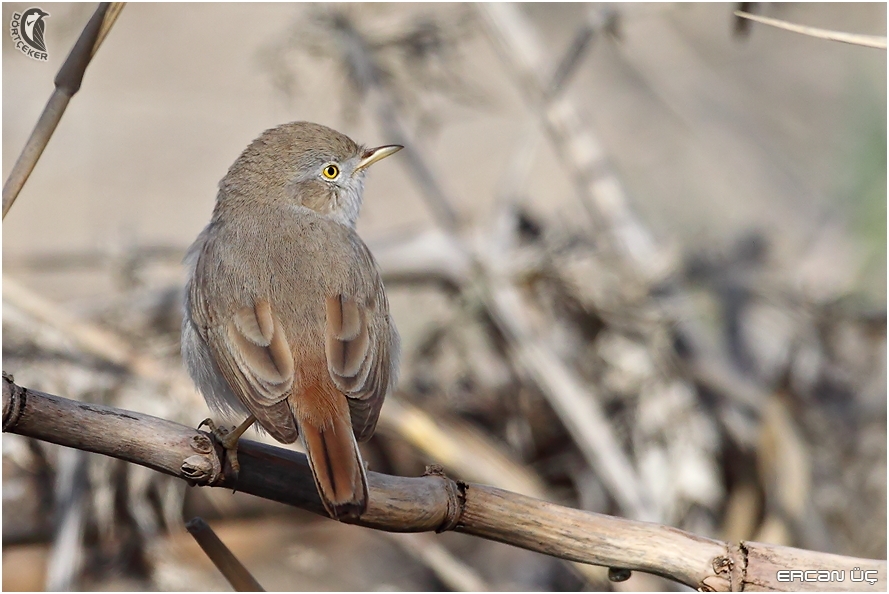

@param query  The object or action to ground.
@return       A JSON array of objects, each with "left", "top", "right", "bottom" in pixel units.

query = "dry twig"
[
  {"left": 734, "top": 11, "right": 887, "bottom": 49},
  {"left": 185, "top": 517, "right": 265, "bottom": 592},
  {"left": 478, "top": 3, "right": 665, "bottom": 279},
  {"left": 477, "top": 2, "right": 773, "bottom": 442},
  {"left": 380, "top": 398, "right": 548, "bottom": 499}
]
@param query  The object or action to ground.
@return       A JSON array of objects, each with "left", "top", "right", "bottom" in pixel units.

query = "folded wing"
[
  {"left": 325, "top": 295, "right": 394, "bottom": 442},
  {"left": 210, "top": 299, "right": 299, "bottom": 443}
]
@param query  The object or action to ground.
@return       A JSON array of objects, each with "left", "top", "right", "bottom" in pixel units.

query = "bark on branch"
[{"left": 3, "top": 374, "right": 885, "bottom": 592}]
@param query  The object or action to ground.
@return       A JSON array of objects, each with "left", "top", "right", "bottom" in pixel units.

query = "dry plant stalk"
[
  {"left": 477, "top": 2, "right": 777, "bottom": 450},
  {"left": 483, "top": 280, "right": 655, "bottom": 520},
  {"left": 2, "top": 2, "right": 125, "bottom": 219},
  {"left": 4, "top": 376, "right": 885, "bottom": 592},
  {"left": 3, "top": 275, "right": 172, "bottom": 382}
]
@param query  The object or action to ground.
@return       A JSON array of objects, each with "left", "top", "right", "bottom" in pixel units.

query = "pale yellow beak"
[{"left": 354, "top": 144, "right": 403, "bottom": 173}]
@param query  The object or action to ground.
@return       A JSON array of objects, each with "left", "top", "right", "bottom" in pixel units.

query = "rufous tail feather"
[{"left": 299, "top": 404, "right": 368, "bottom": 521}]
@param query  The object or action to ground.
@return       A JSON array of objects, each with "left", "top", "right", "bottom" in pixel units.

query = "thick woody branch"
[{"left": 4, "top": 375, "right": 885, "bottom": 592}]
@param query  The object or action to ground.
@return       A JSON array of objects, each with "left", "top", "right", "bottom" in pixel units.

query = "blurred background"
[{"left": 2, "top": 3, "right": 885, "bottom": 591}]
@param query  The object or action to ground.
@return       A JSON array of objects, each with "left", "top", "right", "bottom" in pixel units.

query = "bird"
[{"left": 182, "top": 121, "right": 402, "bottom": 521}]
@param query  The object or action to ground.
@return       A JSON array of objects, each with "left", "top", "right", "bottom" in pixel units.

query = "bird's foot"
[{"left": 198, "top": 416, "right": 253, "bottom": 478}]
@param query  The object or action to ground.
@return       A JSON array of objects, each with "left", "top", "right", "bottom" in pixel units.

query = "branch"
[
  {"left": 4, "top": 375, "right": 885, "bottom": 591},
  {"left": 734, "top": 11, "right": 887, "bottom": 50}
]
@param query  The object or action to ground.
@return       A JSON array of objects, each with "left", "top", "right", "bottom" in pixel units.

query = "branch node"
[
  {"left": 182, "top": 455, "right": 217, "bottom": 485},
  {"left": 2, "top": 373, "right": 26, "bottom": 432},
  {"left": 712, "top": 553, "right": 733, "bottom": 575},
  {"left": 731, "top": 542, "right": 749, "bottom": 591},
  {"left": 53, "top": 3, "right": 109, "bottom": 96},
  {"left": 701, "top": 544, "right": 745, "bottom": 591},
  {"left": 424, "top": 464, "right": 465, "bottom": 532},
  {"left": 700, "top": 552, "right": 733, "bottom": 592},
  {"left": 181, "top": 433, "right": 223, "bottom": 485}
]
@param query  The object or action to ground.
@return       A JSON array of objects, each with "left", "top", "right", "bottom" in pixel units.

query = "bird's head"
[{"left": 221, "top": 121, "right": 401, "bottom": 228}]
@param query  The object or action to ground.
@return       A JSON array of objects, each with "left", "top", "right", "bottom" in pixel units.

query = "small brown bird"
[{"left": 182, "top": 121, "right": 401, "bottom": 520}]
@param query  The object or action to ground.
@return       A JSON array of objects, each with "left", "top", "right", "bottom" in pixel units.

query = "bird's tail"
[{"left": 297, "top": 383, "right": 368, "bottom": 521}]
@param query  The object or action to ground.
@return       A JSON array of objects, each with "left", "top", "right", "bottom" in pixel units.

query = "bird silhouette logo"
[{"left": 10, "top": 7, "right": 50, "bottom": 61}]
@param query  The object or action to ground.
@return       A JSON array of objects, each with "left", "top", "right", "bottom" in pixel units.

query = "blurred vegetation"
[{"left": 2, "top": 3, "right": 885, "bottom": 591}]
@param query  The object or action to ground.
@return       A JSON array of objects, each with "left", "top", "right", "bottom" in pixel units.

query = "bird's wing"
[
  {"left": 325, "top": 294, "right": 397, "bottom": 442},
  {"left": 206, "top": 299, "right": 300, "bottom": 443}
]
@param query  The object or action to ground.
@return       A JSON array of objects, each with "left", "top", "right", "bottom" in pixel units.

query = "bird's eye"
[{"left": 322, "top": 164, "right": 340, "bottom": 179}]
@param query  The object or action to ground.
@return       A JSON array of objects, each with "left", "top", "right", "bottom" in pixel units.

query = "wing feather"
[
  {"left": 209, "top": 300, "right": 299, "bottom": 443},
  {"left": 325, "top": 292, "right": 399, "bottom": 442}
]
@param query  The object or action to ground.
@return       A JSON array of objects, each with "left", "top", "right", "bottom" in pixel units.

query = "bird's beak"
[{"left": 354, "top": 145, "right": 403, "bottom": 173}]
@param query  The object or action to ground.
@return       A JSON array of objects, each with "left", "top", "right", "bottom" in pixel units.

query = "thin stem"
[
  {"left": 185, "top": 517, "right": 265, "bottom": 592},
  {"left": 3, "top": 3, "right": 126, "bottom": 219},
  {"left": 735, "top": 11, "right": 887, "bottom": 49}
]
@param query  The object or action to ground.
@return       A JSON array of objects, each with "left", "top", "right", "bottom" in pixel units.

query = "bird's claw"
[{"left": 197, "top": 418, "right": 242, "bottom": 478}]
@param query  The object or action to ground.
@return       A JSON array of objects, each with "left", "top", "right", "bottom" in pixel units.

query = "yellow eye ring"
[{"left": 322, "top": 164, "right": 340, "bottom": 179}]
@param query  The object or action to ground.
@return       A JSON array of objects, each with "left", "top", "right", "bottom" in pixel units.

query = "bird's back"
[{"left": 187, "top": 197, "right": 388, "bottom": 362}]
